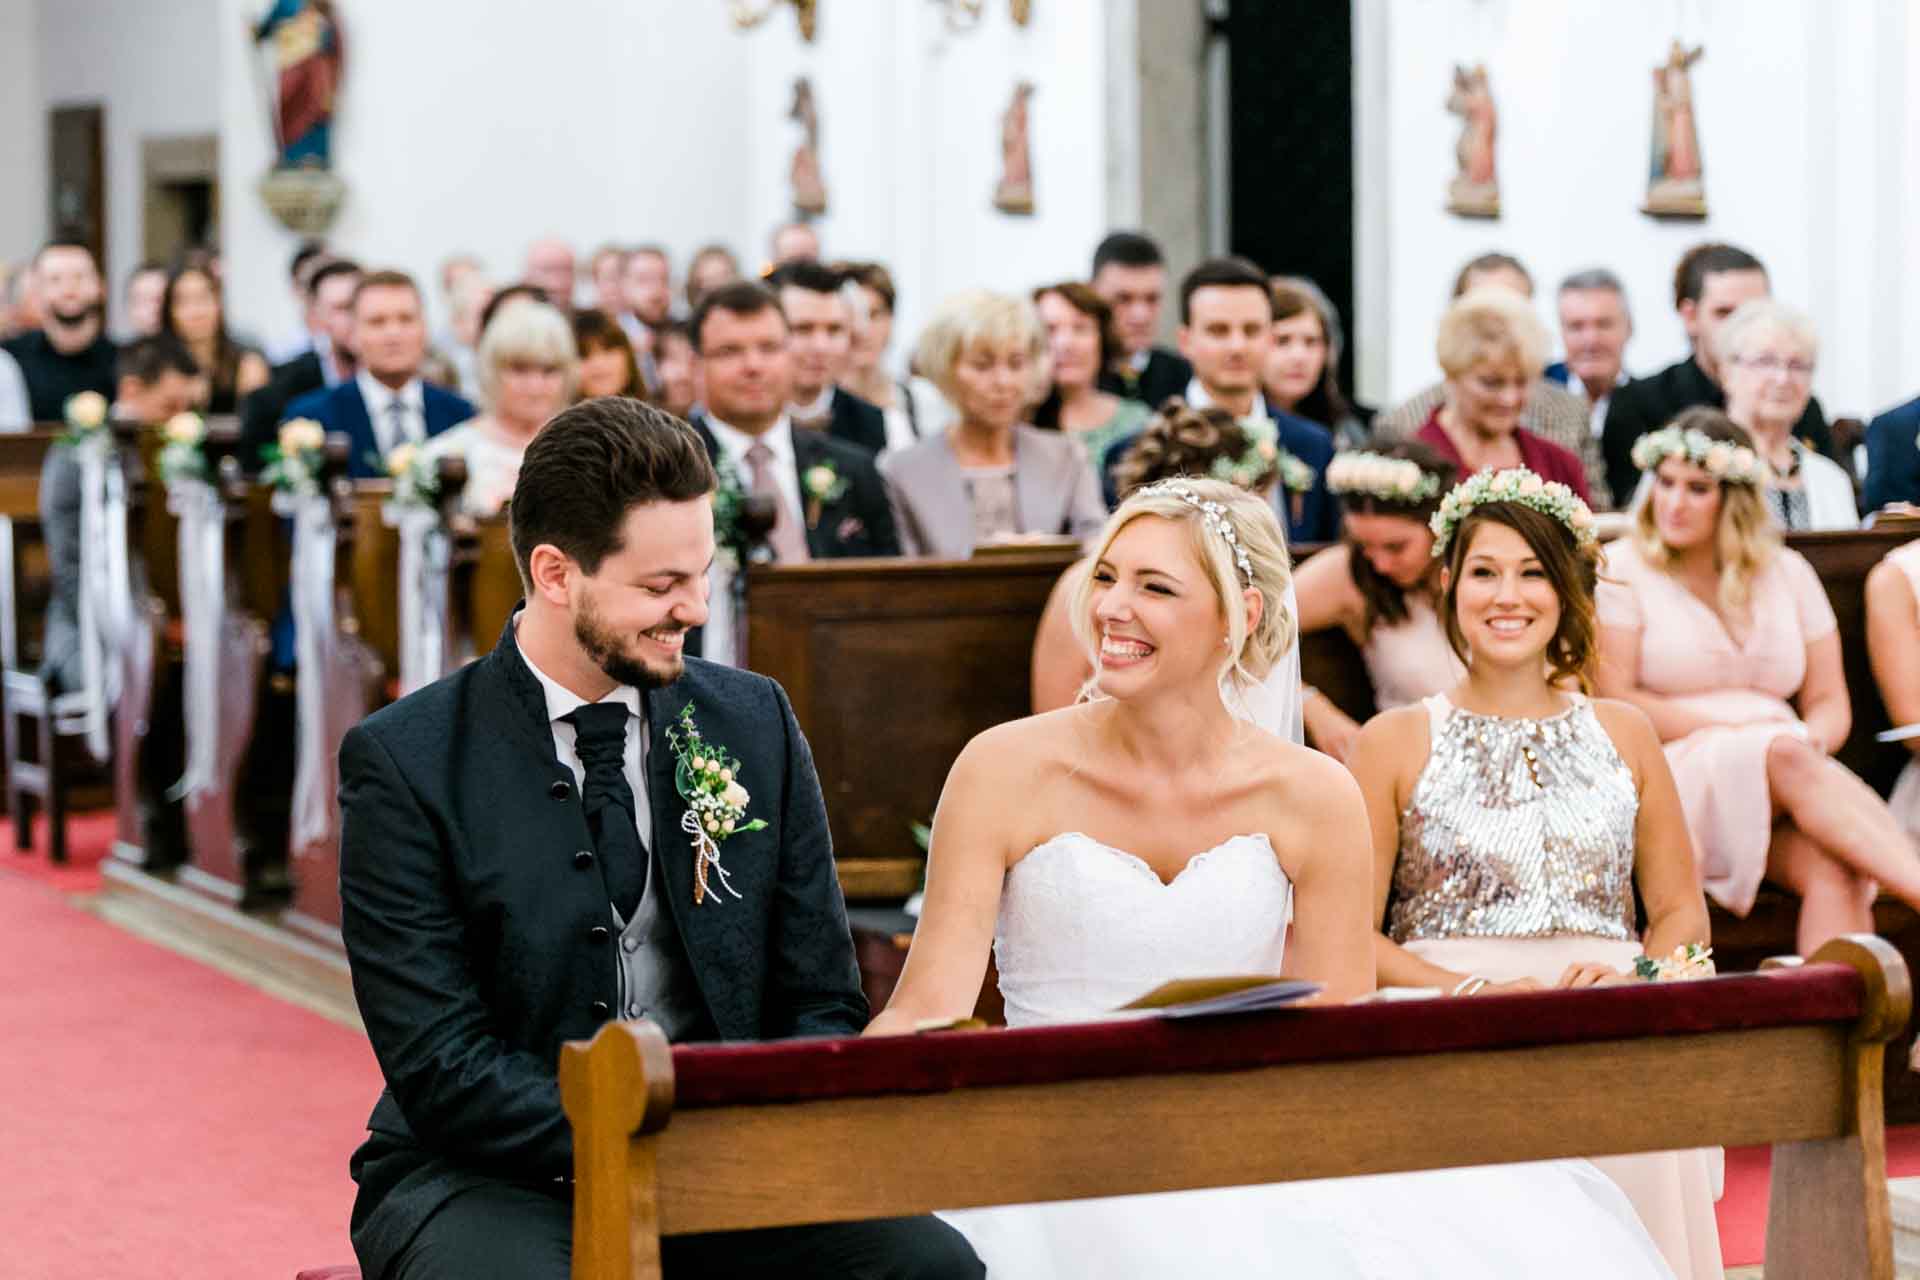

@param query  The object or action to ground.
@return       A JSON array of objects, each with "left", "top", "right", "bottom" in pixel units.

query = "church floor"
[{"left": 8, "top": 811, "right": 1920, "bottom": 1276}]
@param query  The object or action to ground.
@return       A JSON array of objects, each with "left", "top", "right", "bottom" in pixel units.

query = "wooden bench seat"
[{"left": 560, "top": 936, "right": 1909, "bottom": 1279}]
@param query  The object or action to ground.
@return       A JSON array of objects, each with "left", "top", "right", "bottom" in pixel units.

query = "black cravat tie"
[{"left": 562, "top": 703, "right": 648, "bottom": 919}]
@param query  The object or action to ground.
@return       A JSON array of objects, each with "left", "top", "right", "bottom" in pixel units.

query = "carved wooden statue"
[
  {"left": 1644, "top": 41, "right": 1707, "bottom": 218},
  {"left": 1445, "top": 64, "right": 1499, "bottom": 219},
  {"left": 788, "top": 77, "right": 827, "bottom": 216},
  {"left": 993, "top": 81, "right": 1036, "bottom": 215}
]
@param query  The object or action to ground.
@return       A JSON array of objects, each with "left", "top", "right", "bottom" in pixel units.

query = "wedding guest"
[
  {"left": 1264, "top": 276, "right": 1373, "bottom": 449},
  {"left": 121, "top": 261, "right": 168, "bottom": 341},
  {"left": 1349, "top": 468, "right": 1719, "bottom": 1280},
  {"left": 160, "top": 263, "right": 269, "bottom": 415},
  {"left": 437, "top": 271, "right": 493, "bottom": 398},
  {"left": 1031, "top": 281, "right": 1150, "bottom": 491},
  {"left": 39, "top": 334, "right": 201, "bottom": 693},
  {"left": 1413, "top": 288, "right": 1591, "bottom": 501},
  {"left": 1374, "top": 253, "right": 1606, "bottom": 505},
  {"left": 1863, "top": 389, "right": 1920, "bottom": 512},
  {"left": 285, "top": 270, "right": 475, "bottom": 479},
  {"left": 623, "top": 245, "right": 673, "bottom": 331},
  {"left": 478, "top": 282, "right": 550, "bottom": 335},
  {"left": 265, "top": 239, "right": 329, "bottom": 362},
  {"left": 1030, "top": 400, "right": 1303, "bottom": 747},
  {"left": 7, "top": 259, "right": 42, "bottom": 337},
  {"left": 2, "top": 240, "right": 117, "bottom": 424},
  {"left": 685, "top": 242, "right": 741, "bottom": 310},
  {"left": 1291, "top": 443, "right": 1464, "bottom": 762},
  {"left": 421, "top": 299, "right": 575, "bottom": 516},
  {"left": 1603, "top": 242, "right": 1835, "bottom": 501},
  {"left": 522, "top": 236, "right": 577, "bottom": 313},
  {"left": 1596, "top": 409, "right": 1920, "bottom": 953},
  {"left": 570, "top": 309, "right": 643, "bottom": 401},
  {"left": 1545, "top": 268, "right": 1633, "bottom": 440},
  {"left": 0, "top": 350, "right": 26, "bottom": 430},
  {"left": 1108, "top": 256, "right": 1337, "bottom": 545},
  {"left": 770, "top": 220, "right": 821, "bottom": 266},
  {"left": 1089, "top": 230, "right": 1192, "bottom": 407},
  {"left": 586, "top": 244, "right": 629, "bottom": 321},
  {"left": 881, "top": 289, "right": 1105, "bottom": 557},
  {"left": 651, "top": 319, "right": 700, "bottom": 421},
  {"left": 1714, "top": 299, "right": 1857, "bottom": 529},
  {"left": 1866, "top": 538, "right": 1920, "bottom": 842},
  {"left": 841, "top": 260, "right": 920, "bottom": 450},
  {"left": 769, "top": 261, "right": 887, "bottom": 453},
  {"left": 687, "top": 280, "right": 897, "bottom": 560},
  {"left": 240, "top": 257, "right": 361, "bottom": 469},
  {"left": 0, "top": 260, "right": 25, "bottom": 338}
]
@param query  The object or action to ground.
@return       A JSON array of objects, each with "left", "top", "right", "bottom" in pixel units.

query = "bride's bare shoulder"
[
  {"left": 1239, "top": 731, "right": 1365, "bottom": 829},
  {"left": 951, "top": 703, "right": 1097, "bottom": 782}
]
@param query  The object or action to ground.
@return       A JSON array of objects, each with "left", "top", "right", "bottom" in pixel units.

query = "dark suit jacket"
[
  {"left": 1864, "top": 394, "right": 1920, "bottom": 512},
  {"left": 340, "top": 620, "right": 865, "bottom": 1279},
  {"left": 1098, "top": 345, "right": 1192, "bottom": 411},
  {"left": 690, "top": 414, "right": 902, "bottom": 559},
  {"left": 819, "top": 386, "right": 888, "bottom": 454},
  {"left": 1600, "top": 354, "right": 1834, "bottom": 503},
  {"left": 285, "top": 378, "right": 475, "bottom": 478},
  {"left": 1098, "top": 408, "right": 1341, "bottom": 547},
  {"left": 239, "top": 350, "right": 325, "bottom": 471}
]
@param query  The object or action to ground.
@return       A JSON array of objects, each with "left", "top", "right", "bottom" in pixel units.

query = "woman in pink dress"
[
  {"left": 1292, "top": 442, "right": 1463, "bottom": 761},
  {"left": 1867, "top": 537, "right": 1920, "bottom": 842},
  {"left": 1597, "top": 409, "right": 1920, "bottom": 953}
]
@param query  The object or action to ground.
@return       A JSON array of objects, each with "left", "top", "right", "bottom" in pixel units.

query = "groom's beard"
[{"left": 573, "top": 593, "right": 685, "bottom": 691}]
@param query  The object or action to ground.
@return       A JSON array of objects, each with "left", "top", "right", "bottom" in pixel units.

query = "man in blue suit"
[
  {"left": 1865, "top": 392, "right": 1920, "bottom": 513},
  {"left": 284, "top": 269, "right": 474, "bottom": 476}
]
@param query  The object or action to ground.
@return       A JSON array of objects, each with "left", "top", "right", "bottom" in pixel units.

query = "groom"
[{"left": 338, "top": 397, "right": 981, "bottom": 1279}]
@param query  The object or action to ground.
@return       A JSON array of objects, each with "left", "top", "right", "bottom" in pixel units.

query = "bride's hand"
[
  {"left": 1555, "top": 962, "right": 1630, "bottom": 990},
  {"left": 1477, "top": 977, "right": 1543, "bottom": 996}
]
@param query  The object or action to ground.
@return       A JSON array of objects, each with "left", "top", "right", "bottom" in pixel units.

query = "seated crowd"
[{"left": 7, "top": 220, "right": 1920, "bottom": 1280}]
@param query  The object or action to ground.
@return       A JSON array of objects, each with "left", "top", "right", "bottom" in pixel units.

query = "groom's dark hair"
[{"left": 509, "top": 397, "right": 716, "bottom": 591}]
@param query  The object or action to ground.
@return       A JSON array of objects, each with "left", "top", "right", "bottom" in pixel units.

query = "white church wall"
[
  {"left": 0, "top": 0, "right": 46, "bottom": 269},
  {"left": 1355, "top": 0, "right": 1917, "bottom": 421}
]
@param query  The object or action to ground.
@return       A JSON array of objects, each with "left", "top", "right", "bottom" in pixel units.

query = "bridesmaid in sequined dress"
[{"left": 1349, "top": 473, "right": 1721, "bottom": 1280}]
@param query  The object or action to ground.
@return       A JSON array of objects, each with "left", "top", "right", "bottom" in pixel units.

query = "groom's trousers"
[{"left": 386, "top": 1178, "right": 984, "bottom": 1280}]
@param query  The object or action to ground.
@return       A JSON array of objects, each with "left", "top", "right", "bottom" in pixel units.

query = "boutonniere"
[
  {"left": 262, "top": 417, "right": 327, "bottom": 497},
  {"left": 61, "top": 391, "right": 109, "bottom": 446},
  {"left": 802, "top": 460, "right": 850, "bottom": 527},
  {"left": 665, "top": 703, "right": 768, "bottom": 905},
  {"left": 1232, "top": 416, "right": 1316, "bottom": 522},
  {"left": 157, "top": 411, "right": 210, "bottom": 486}
]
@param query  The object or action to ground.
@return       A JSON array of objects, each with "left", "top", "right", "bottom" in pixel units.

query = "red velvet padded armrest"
[{"left": 672, "top": 966, "right": 1863, "bottom": 1109}]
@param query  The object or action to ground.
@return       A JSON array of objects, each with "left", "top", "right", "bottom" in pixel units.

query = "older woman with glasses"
[{"left": 1714, "top": 298, "right": 1857, "bottom": 530}]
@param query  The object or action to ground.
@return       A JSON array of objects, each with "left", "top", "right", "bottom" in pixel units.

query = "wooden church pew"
[{"left": 559, "top": 935, "right": 1909, "bottom": 1280}]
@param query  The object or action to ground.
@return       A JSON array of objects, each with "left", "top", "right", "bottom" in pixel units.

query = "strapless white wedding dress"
[{"left": 937, "top": 833, "right": 1675, "bottom": 1278}]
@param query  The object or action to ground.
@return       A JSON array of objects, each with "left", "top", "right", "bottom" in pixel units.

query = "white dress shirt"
[
  {"left": 519, "top": 636, "right": 653, "bottom": 850},
  {"left": 706, "top": 413, "right": 806, "bottom": 526},
  {"left": 1563, "top": 368, "right": 1630, "bottom": 439},
  {"left": 357, "top": 370, "right": 427, "bottom": 454},
  {"left": 1185, "top": 376, "right": 1271, "bottom": 423},
  {"left": 788, "top": 384, "right": 835, "bottom": 427}
]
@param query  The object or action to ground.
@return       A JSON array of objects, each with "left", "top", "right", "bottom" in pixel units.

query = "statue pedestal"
[{"left": 258, "top": 167, "right": 346, "bottom": 236}]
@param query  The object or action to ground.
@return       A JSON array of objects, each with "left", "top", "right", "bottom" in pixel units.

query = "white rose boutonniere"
[
  {"left": 802, "top": 460, "right": 850, "bottom": 528},
  {"left": 665, "top": 703, "right": 769, "bottom": 905}
]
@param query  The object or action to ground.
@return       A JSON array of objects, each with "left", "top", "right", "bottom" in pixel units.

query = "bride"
[{"left": 867, "top": 478, "right": 1672, "bottom": 1277}]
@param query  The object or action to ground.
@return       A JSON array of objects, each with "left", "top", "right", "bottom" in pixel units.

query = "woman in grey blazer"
[{"left": 880, "top": 289, "right": 1108, "bottom": 558}]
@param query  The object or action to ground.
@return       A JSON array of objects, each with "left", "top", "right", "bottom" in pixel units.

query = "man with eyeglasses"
[{"left": 1601, "top": 242, "right": 1834, "bottom": 501}]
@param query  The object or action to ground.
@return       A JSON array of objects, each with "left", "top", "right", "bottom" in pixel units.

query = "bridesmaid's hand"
[{"left": 1555, "top": 962, "right": 1630, "bottom": 990}]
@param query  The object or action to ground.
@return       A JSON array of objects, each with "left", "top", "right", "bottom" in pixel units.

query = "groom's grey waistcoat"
[{"left": 338, "top": 616, "right": 866, "bottom": 1280}]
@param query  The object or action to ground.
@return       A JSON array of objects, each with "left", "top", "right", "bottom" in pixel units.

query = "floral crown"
[
  {"left": 1325, "top": 450, "right": 1443, "bottom": 504},
  {"left": 1131, "top": 480, "right": 1255, "bottom": 588},
  {"left": 1628, "top": 425, "right": 1770, "bottom": 487},
  {"left": 1429, "top": 467, "right": 1598, "bottom": 560}
]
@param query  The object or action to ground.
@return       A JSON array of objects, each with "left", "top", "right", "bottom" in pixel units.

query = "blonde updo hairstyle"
[
  {"left": 912, "top": 289, "right": 1047, "bottom": 406},
  {"left": 1631, "top": 406, "right": 1780, "bottom": 612},
  {"left": 1436, "top": 287, "right": 1550, "bottom": 381},
  {"left": 1068, "top": 477, "right": 1296, "bottom": 703}
]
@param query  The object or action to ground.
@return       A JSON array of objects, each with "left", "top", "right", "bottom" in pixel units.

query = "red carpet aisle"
[{"left": 0, "top": 863, "right": 381, "bottom": 1278}]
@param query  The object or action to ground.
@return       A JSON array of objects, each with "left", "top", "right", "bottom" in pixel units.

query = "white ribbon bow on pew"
[
  {"left": 74, "top": 434, "right": 132, "bottom": 762},
  {"left": 385, "top": 502, "right": 450, "bottom": 698},
  {"left": 277, "top": 490, "right": 337, "bottom": 852},
  {"left": 166, "top": 478, "right": 225, "bottom": 806}
]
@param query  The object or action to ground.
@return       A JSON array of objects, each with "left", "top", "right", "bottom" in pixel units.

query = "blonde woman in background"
[{"left": 421, "top": 299, "right": 577, "bottom": 516}]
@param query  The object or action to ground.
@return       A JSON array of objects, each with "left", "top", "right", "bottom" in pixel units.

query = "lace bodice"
[{"left": 993, "top": 833, "right": 1292, "bottom": 1026}]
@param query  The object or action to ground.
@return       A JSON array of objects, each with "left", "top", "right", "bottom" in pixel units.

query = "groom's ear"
[{"left": 527, "top": 543, "right": 576, "bottom": 606}]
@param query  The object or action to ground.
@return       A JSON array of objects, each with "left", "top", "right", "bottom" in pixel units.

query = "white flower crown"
[
  {"left": 1325, "top": 451, "right": 1443, "bottom": 504},
  {"left": 1628, "top": 425, "right": 1770, "bottom": 487},
  {"left": 1429, "top": 467, "right": 1598, "bottom": 559}
]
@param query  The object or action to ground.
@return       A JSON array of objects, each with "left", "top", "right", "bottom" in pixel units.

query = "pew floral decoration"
[
  {"left": 384, "top": 442, "right": 440, "bottom": 508},
  {"left": 262, "top": 418, "right": 327, "bottom": 497},
  {"left": 802, "top": 460, "right": 849, "bottom": 527},
  {"left": 1430, "top": 467, "right": 1598, "bottom": 559},
  {"left": 665, "top": 703, "right": 767, "bottom": 905},
  {"left": 1629, "top": 425, "right": 1769, "bottom": 487},
  {"left": 1633, "top": 942, "right": 1716, "bottom": 982},
  {"left": 61, "top": 390, "right": 109, "bottom": 445},
  {"left": 157, "top": 412, "right": 210, "bottom": 486}
]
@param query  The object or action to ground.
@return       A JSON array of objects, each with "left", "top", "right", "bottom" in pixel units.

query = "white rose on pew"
[
  {"left": 387, "top": 442, "right": 419, "bottom": 476},
  {"left": 280, "top": 418, "right": 326, "bottom": 455},
  {"left": 65, "top": 391, "right": 108, "bottom": 430},
  {"left": 164, "top": 412, "right": 205, "bottom": 444}
]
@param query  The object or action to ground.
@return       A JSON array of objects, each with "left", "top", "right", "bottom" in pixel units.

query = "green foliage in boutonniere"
[
  {"left": 61, "top": 391, "right": 110, "bottom": 446},
  {"left": 157, "top": 411, "right": 210, "bottom": 486},
  {"left": 802, "top": 459, "right": 850, "bottom": 528},
  {"left": 666, "top": 703, "right": 768, "bottom": 904},
  {"left": 1231, "top": 416, "right": 1316, "bottom": 494}
]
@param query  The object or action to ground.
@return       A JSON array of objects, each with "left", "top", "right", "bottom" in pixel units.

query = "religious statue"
[
  {"left": 993, "top": 82, "right": 1036, "bottom": 216},
  {"left": 251, "top": 0, "right": 346, "bottom": 234},
  {"left": 1643, "top": 41, "right": 1707, "bottom": 218},
  {"left": 788, "top": 77, "right": 828, "bottom": 216},
  {"left": 1445, "top": 64, "right": 1499, "bottom": 218}
]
